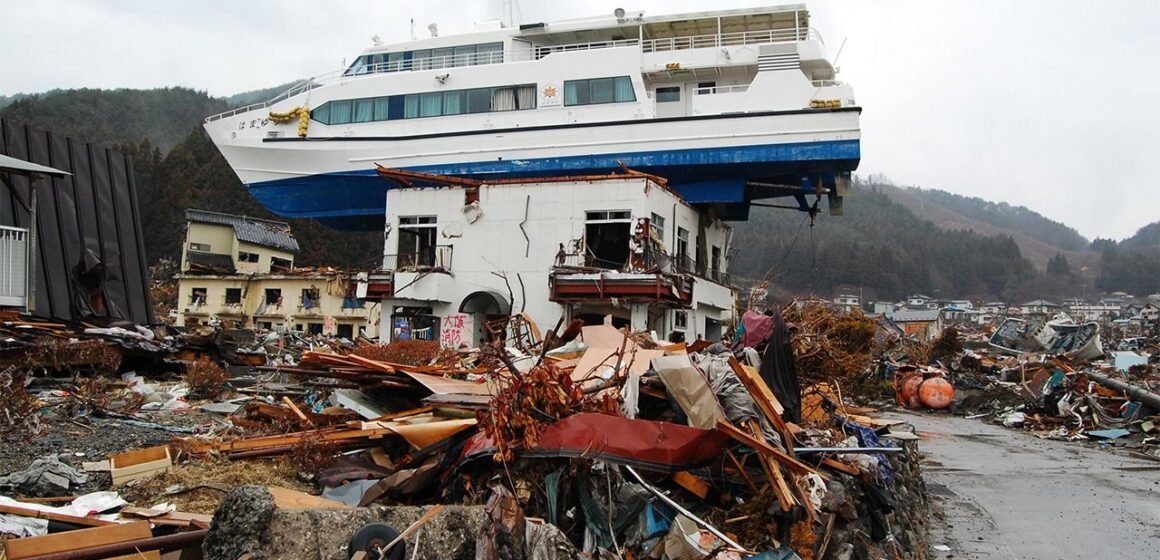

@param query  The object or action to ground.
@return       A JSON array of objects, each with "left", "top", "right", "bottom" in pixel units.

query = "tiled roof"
[{"left": 185, "top": 209, "right": 300, "bottom": 253}]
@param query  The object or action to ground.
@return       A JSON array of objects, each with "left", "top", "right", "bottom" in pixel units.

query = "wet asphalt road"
[{"left": 886, "top": 411, "right": 1160, "bottom": 559}]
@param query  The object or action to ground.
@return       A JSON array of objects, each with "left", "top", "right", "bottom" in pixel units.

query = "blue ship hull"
[{"left": 246, "top": 139, "right": 860, "bottom": 230}]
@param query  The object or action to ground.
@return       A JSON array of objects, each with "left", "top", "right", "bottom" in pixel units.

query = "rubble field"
[{"left": 1, "top": 301, "right": 1155, "bottom": 559}]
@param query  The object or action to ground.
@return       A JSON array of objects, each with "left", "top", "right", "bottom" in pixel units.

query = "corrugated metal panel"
[{"left": 0, "top": 119, "right": 155, "bottom": 324}]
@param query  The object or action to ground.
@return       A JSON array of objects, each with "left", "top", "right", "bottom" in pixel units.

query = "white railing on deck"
[
  {"left": 642, "top": 28, "right": 821, "bottom": 53},
  {"left": 0, "top": 225, "right": 29, "bottom": 308},
  {"left": 695, "top": 84, "right": 750, "bottom": 95}
]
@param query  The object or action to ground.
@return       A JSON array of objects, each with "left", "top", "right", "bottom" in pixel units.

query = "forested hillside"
[
  {"left": 730, "top": 184, "right": 1035, "bottom": 301},
  {"left": 0, "top": 88, "right": 229, "bottom": 152},
  {"left": 901, "top": 188, "right": 1089, "bottom": 251}
]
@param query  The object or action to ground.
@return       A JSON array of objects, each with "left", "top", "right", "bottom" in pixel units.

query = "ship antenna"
[
  {"left": 502, "top": 0, "right": 513, "bottom": 28},
  {"left": 832, "top": 37, "right": 848, "bottom": 72},
  {"left": 410, "top": 18, "right": 416, "bottom": 40}
]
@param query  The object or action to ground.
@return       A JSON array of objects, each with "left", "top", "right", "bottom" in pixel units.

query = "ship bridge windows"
[
  {"left": 312, "top": 83, "right": 537, "bottom": 125},
  {"left": 656, "top": 87, "right": 681, "bottom": 103},
  {"left": 564, "top": 76, "right": 636, "bottom": 106}
]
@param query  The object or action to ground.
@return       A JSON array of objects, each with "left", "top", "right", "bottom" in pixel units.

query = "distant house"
[
  {"left": 832, "top": 292, "right": 861, "bottom": 314},
  {"left": 980, "top": 301, "right": 1006, "bottom": 315},
  {"left": 1138, "top": 303, "right": 1160, "bottom": 323},
  {"left": 947, "top": 299, "right": 974, "bottom": 310},
  {"left": 906, "top": 294, "right": 933, "bottom": 307},
  {"left": 873, "top": 301, "right": 896, "bottom": 315},
  {"left": 1021, "top": 299, "right": 1061, "bottom": 316},
  {"left": 890, "top": 309, "right": 944, "bottom": 341}
]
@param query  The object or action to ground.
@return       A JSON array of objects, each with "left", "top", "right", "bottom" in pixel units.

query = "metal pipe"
[
  {"left": 21, "top": 529, "right": 207, "bottom": 560},
  {"left": 1086, "top": 371, "right": 1160, "bottom": 410},
  {"left": 795, "top": 447, "right": 904, "bottom": 454},
  {"left": 625, "top": 466, "right": 750, "bottom": 554}
]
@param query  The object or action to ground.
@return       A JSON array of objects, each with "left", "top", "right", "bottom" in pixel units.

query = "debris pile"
[{"left": 0, "top": 306, "right": 932, "bottom": 559}]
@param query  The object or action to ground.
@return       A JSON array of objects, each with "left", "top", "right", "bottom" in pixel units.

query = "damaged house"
[
  {"left": 372, "top": 170, "right": 736, "bottom": 345},
  {"left": 176, "top": 209, "right": 383, "bottom": 338}
]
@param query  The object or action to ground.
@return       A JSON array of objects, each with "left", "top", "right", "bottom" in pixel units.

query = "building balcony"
[
  {"left": 549, "top": 248, "right": 701, "bottom": 305},
  {"left": 382, "top": 245, "right": 453, "bottom": 274}
]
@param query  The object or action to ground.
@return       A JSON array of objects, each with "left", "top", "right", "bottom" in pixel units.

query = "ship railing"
[
  {"left": 694, "top": 84, "right": 749, "bottom": 95},
  {"left": 358, "top": 50, "right": 509, "bottom": 75},
  {"left": 532, "top": 39, "right": 640, "bottom": 59},
  {"left": 206, "top": 71, "right": 342, "bottom": 122},
  {"left": 0, "top": 226, "right": 29, "bottom": 308},
  {"left": 642, "top": 27, "right": 820, "bottom": 53}
]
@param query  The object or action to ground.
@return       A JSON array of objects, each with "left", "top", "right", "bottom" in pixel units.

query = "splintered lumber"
[
  {"left": 742, "top": 419, "right": 795, "bottom": 512},
  {"left": 3, "top": 521, "right": 157, "bottom": 560},
  {"left": 0, "top": 503, "right": 117, "bottom": 528},
  {"left": 282, "top": 396, "right": 314, "bottom": 426},
  {"left": 715, "top": 420, "right": 819, "bottom": 477},
  {"left": 728, "top": 358, "right": 794, "bottom": 452},
  {"left": 378, "top": 504, "right": 446, "bottom": 556}
]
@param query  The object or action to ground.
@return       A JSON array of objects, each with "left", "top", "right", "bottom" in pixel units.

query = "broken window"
[
  {"left": 676, "top": 228, "right": 690, "bottom": 271},
  {"left": 306, "top": 322, "right": 323, "bottom": 335},
  {"left": 238, "top": 251, "right": 259, "bottom": 263},
  {"left": 189, "top": 242, "right": 210, "bottom": 252},
  {"left": 301, "top": 286, "right": 321, "bottom": 309},
  {"left": 398, "top": 216, "right": 438, "bottom": 268},
  {"left": 711, "top": 246, "right": 722, "bottom": 282},
  {"left": 257, "top": 321, "right": 272, "bottom": 330},
  {"left": 270, "top": 256, "right": 292, "bottom": 272},
  {"left": 650, "top": 213, "right": 665, "bottom": 245},
  {"left": 674, "top": 310, "right": 688, "bottom": 330},
  {"left": 264, "top": 288, "right": 282, "bottom": 307},
  {"left": 189, "top": 288, "right": 207, "bottom": 306},
  {"left": 584, "top": 210, "right": 632, "bottom": 269},
  {"left": 224, "top": 288, "right": 242, "bottom": 305},
  {"left": 336, "top": 323, "right": 355, "bottom": 339}
]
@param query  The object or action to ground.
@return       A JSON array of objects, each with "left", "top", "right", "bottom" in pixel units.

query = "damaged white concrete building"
[{"left": 374, "top": 173, "right": 737, "bottom": 346}]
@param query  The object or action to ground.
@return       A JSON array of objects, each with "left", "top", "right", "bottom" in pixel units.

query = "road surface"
[{"left": 887, "top": 411, "right": 1160, "bottom": 559}]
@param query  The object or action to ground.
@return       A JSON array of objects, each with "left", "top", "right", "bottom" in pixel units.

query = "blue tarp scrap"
[{"left": 836, "top": 416, "right": 894, "bottom": 482}]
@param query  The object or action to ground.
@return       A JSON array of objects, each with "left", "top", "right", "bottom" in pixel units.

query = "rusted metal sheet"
[{"left": 461, "top": 413, "right": 731, "bottom": 471}]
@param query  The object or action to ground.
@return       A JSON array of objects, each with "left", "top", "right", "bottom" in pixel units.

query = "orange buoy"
[
  {"left": 918, "top": 377, "right": 955, "bottom": 409},
  {"left": 901, "top": 376, "right": 925, "bottom": 408}
]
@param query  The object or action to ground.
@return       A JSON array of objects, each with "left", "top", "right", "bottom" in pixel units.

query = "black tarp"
[{"left": 0, "top": 119, "right": 154, "bottom": 325}]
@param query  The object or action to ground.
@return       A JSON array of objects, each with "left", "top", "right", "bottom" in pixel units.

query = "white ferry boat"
[{"left": 205, "top": 4, "right": 860, "bottom": 229}]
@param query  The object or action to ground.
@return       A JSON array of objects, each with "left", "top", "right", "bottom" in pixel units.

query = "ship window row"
[
  {"left": 564, "top": 77, "right": 636, "bottom": 106},
  {"left": 346, "top": 42, "right": 504, "bottom": 75},
  {"left": 312, "top": 84, "right": 537, "bottom": 125}
]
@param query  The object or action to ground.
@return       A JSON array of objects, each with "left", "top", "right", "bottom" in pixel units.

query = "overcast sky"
[{"left": 2, "top": 0, "right": 1157, "bottom": 241}]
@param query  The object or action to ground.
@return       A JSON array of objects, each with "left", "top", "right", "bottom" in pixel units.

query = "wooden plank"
[
  {"left": 728, "top": 358, "right": 794, "bottom": 452},
  {"left": 716, "top": 420, "right": 818, "bottom": 477},
  {"left": 671, "top": 471, "right": 712, "bottom": 500},
  {"left": 369, "top": 405, "right": 434, "bottom": 422},
  {"left": 821, "top": 457, "right": 862, "bottom": 476},
  {"left": 267, "top": 486, "right": 349, "bottom": 510},
  {"left": 282, "top": 396, "right": 314, "bottom": 426},
  {"left": 4, "top": 520, "right": 156, "bottom": 560},
  {"left": 725, "top": 451, "right": 760, "bottom": 495},
  {"left": 0, "top": 503, "right": 118, "bottom": 528},
  {"left": 743, "top": 420, "right": 795, "bottom": 512},
  {"left": 109, "top": 445, "right": 169, "bottom": 469}
]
